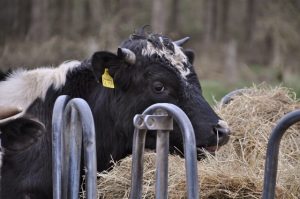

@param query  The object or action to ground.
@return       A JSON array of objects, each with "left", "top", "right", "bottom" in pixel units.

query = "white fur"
[
  {"left": 218, "top": 120, "right": 229, "bottom": 129},
  {"left": 0, "top": 61, "right": 81, "bottom": 113},
  {"left": 142, "top": 41, "right": 191, "bottom": 79}
]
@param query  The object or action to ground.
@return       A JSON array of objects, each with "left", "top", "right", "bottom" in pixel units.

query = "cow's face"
[{"left": 91, "top": 30, "right": 230, "bottom": 158}]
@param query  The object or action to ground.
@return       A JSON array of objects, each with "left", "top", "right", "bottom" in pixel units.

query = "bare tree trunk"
[
  {"left": 71, "top": 0, "right": 86, "bottom": 36},
  {"left": 0, "top": 0, "right": 15, "bottom": 45},
  {"left": 224, "top": 40, "right": 238, "bottom": 83},
  {"left": 203, "top": 0, "right": 218, "bottom": 43},
  {"left": 219, "top": 0, "right": 230, "bottom": 42},
  {"left": 151, "top": 0, "right": 167, "bottom": 33},
  {"left": 27, "top": 0, "right": 49, "bottom": 41},
  {"left": 244, "top": 0, "right": 256, "bottom": 43},
  {"left": 169, "top": 0, "right": 180, "bottom": 34},
  {"left": 61, "top": 0, "right": 73, "bottom": 37}
]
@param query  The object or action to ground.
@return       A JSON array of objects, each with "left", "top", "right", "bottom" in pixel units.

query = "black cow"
[
  {"left": 0, "top": 70, "right": 9, "bottom": 81},
  {"left": 0, "top": 28, "right": 230, "bottom": 199}
]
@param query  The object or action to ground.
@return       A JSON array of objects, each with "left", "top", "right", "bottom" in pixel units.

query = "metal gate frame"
[
  {"left": 130, "top": 103, "right": 199, "bottom": 199},
  {"left": 49, "top": 95, "right": 300, "bottom": 199},
  {"left": 52, "top": 95, "right": 97, "bottom": 199},
  {"left": 262, "top": 110, "right": 300, "bottom": 199}
]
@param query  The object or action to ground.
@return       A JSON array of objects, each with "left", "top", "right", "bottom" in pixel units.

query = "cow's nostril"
[
  {"left": 213, "top": 120, "right": 231, "bottom": 137},
  {"left": 213, "top": 126, "right": 230, "bottom": 137}
]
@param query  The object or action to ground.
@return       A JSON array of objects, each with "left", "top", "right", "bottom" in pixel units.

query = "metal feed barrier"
[
  {"left": 0, "top": 94, "right": 298, "bottom": 198},
  {"left": 52, "top": 95, "right": 97, "bottom": 199},
  {"left": 51, "top": 98, "right": 200, "bottom": 199},
  {"left": 262, "top": 110, "right": 300, "bottom": 199},
  {"left": 130, "top": 103, "right": 199, "bottom": 199}
]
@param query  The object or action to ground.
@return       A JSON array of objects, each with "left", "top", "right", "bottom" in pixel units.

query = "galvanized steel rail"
[
  {"left": 262, "top": 109, "right": 300, "bottom": 199},
  {"left": 52, "top": 96, "right": 97, "bottom": 199},
  {"left": 130, "top": 103, "right": 199, "bottom": 199}
]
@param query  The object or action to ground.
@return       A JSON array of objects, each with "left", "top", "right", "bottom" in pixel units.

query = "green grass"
[{"left": 201, "top": 80, "right": 233, "bottom": 105}]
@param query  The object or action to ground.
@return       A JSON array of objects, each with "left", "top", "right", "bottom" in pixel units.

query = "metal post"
[
  {"left": 64, "top": 108, "right": 83, "bottom": 199},
  {"left": 130, "top": 126, "right": 147, "bottom": 199},
  {"left": 130, "top": 103, "right": 199, "bottom": 199},
  {"left": 155, "top": 130, "right": 169, "bottom": 199},
  {"left": 262, "top": 110, "right": 300, "bottom": 199}
]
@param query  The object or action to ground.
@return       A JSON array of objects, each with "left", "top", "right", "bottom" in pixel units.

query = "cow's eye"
[{"left": 153, "top": 81, "right": 165, "bottom": 93}]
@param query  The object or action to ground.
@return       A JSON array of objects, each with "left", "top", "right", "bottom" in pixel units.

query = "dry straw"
[{"left": 81, "top": 85, "right": 300, "bottom": 198}]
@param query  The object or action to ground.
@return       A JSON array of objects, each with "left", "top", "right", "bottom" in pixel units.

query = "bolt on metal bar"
[
  {"left": 130, "top": 103, "right": 199, "bottom": 199},
  {"left": 262, "top": 110, "right": 300, "bottom": 199},
  {"left": 52, "top": 96, "right": 97, "bottom": 199}
]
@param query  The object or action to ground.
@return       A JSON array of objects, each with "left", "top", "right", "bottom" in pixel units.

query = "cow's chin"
[
  {"left": 196, "top": 146, "right": 218, "bottom": 160},
  {"left": 171, "top": 145, "right": 219, "bottom": 161}
]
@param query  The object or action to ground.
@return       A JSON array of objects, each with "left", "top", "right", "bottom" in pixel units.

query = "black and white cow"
[{"left": 0, "top": 29, "right": 230, "bottom": 198}]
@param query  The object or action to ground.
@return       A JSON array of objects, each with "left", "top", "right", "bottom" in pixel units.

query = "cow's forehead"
[
  {"left": 141, "top": 39, "right": 191, "bottom": 79},
  {"left": 123, "top": 34, "right": 191, "bottom": 80}
]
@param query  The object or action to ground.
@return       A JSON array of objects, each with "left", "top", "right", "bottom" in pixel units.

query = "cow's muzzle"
[
  {"left": 212, "top": 120, "right": 230, "bottom": 145},
  {"left": 196, "top": 120, "right": 230, "bottom": 157}
]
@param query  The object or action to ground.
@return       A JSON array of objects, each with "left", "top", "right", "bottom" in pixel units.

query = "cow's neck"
[{"left": 60, "top": 64, "right": 131, "bottom": 170}]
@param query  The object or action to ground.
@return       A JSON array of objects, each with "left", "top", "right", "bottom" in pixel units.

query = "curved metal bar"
[
  {"left": 220, "top": 88, "right": 250, "bottom": 105},
  {"left": 52, "top": 95, "right": 70, "bottom": 199},
  {"left": 262, "top": 110, "right": 300, "bottom": 199},
  {"left": 130, "top": 103, "right": 199, "bottom": 199},
  {"left": 63, "top": 98, "right": 97, "bottom": 199},
  {"left": 142, "top": 103, "right": 199, "bottom": 199}
]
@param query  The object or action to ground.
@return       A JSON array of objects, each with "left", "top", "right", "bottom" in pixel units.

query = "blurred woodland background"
[{"left": 0, "top": 0, "right": 300, "bottom": 103}]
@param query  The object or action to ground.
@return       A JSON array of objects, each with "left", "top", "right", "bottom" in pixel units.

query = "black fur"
[
  {"left": 0, "top": 29, "right": 229, "bottom": 198},
  {"left": 0, "top": 69, "right": 10, "bottom": 81}
]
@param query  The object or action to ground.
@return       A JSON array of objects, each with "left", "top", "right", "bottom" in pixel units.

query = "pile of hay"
[{"left": 82, "top": 85, "right": 300, "bottom": 198}]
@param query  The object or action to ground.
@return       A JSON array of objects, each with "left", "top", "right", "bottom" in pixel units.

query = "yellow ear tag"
[{"left": 101, "top": 68, "right": 115, "bottom": 88}]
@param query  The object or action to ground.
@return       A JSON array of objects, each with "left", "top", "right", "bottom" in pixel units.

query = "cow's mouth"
[
  {"left": 196, "top": 145, "right": 220, "bottom": 159},
  {"left": 197, "top": 146, "right": 219, "bottom": 154},
  {"left": 172, "top": 145, "right": 220, "bottom": 160}
]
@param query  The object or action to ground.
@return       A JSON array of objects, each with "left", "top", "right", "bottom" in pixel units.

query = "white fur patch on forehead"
[
  {"left": 141, "top": 41, "right": 191, "bottom": 79},
  {"left": 0, "top": 61, "right": 81, "bottom": 112}
]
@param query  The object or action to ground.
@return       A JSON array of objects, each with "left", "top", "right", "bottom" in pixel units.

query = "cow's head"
[
  {"left": 0, "top": 107, "right": 44, "bottom": 152},
  {"left": 91, "top": 29, "right": 230, "bottom": 158}
]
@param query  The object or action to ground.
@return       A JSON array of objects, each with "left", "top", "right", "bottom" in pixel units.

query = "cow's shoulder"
[{"left": 0, "top": 61, "right": 81, "bottom": 112}]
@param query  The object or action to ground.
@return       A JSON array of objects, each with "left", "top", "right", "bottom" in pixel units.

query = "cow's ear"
[
  {"left": 183, "top": 49, "right": 195, "bottom": 65},
  {"left": 91, "top": 51, "right": 122, "bottom": 81},
  {"left": 0, "top": 117, "right": 45, "bottom": 151}
]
